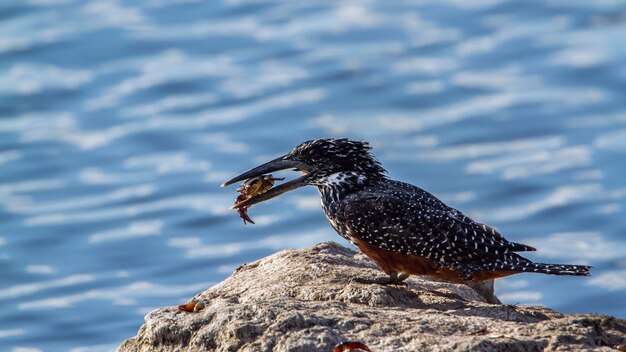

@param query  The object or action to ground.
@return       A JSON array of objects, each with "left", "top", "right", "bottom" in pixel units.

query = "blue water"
[{"left": 1, "top": 0, "right": 626, "bottom": 350}]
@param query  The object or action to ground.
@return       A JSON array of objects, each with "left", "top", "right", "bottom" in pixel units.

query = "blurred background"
[{"left": 1, "top": 0, "right": 626, "bottom": 350}]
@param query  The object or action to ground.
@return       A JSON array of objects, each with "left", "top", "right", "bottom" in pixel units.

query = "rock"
[{"left": 117, "top": 242, "right": 626, "bottom": 352}]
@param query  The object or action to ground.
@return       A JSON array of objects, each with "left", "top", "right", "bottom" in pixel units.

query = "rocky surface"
[{"left": 118, "top": 242, "right": 626, "bottom": 352}]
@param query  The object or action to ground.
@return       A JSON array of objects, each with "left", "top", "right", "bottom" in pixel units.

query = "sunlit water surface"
[{"left": 1, "top": 0, "right": 626, "bottom": 350}]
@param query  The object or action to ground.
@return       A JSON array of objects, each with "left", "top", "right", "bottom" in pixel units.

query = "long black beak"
[
  {"left": 221, "top": 157, "right": 312, "bottom": 209},
  {"left": 221, "top": 157, "right": 302, "bottom": 187}
]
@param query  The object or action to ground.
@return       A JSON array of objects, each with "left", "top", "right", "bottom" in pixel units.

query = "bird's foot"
[
  {"left": 352, "top": 276, "right": 394, "bottom": 285},
  {"left": 351, "top": 273, "right": 407, "bottom": 286}
]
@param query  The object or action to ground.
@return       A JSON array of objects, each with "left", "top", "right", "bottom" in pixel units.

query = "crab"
[
  {"left": 177, "top": 300, "right": 204, "bottom": 313},
  {"left": 233, "top": 175, "right": 284, "bottom": 225},
  {"left": 334, "top": 341, "right": 371, "bottom": 352}
]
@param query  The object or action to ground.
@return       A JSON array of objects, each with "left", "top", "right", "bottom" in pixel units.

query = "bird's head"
[{"left": 223, "top": 138, "right": 386, "bottom": 209}]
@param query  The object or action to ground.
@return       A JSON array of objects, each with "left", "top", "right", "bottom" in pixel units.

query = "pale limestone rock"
[{"left": 118, "top": 242, "right": 626, "bottom": 352}]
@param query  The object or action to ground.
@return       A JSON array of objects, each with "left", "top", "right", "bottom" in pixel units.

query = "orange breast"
[{"left": 352, "top": 237, "right": 518, "bottom": 283}]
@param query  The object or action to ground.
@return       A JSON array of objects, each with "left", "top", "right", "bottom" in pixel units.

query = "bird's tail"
[
  {"left": 498, "top": 261, "right": 591, "bottom": 276},
  {"left": 468, "top": 256, "right": 591, "bottom": 277},
  {"left": 513, "top": 262, "right": 591, "bottom": 276}
]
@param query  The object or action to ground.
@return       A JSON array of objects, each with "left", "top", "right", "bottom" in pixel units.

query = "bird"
[{"left": 223, "top": 138, "right": 590, "bottom": 287}]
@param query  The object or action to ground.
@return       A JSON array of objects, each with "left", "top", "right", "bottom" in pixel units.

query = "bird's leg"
[
  {"left": 352, "top": 272, "right": 408, "bottom": 286},
  {"left": 395, "top": 272, "right": 410, "bottom": 283}
]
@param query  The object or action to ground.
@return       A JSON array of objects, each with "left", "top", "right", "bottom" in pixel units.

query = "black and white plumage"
[{"left": 225, "top": 138, "right": 591, "bottom": 284}]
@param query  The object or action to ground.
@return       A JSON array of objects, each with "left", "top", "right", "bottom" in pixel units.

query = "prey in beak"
[{"left": 222, "top": 156, "right": 313, "bottom": 212}]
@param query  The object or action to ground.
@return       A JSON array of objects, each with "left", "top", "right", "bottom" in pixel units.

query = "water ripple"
[{"left": 2, "top": 0, "right": 625, "bottom": 350}]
